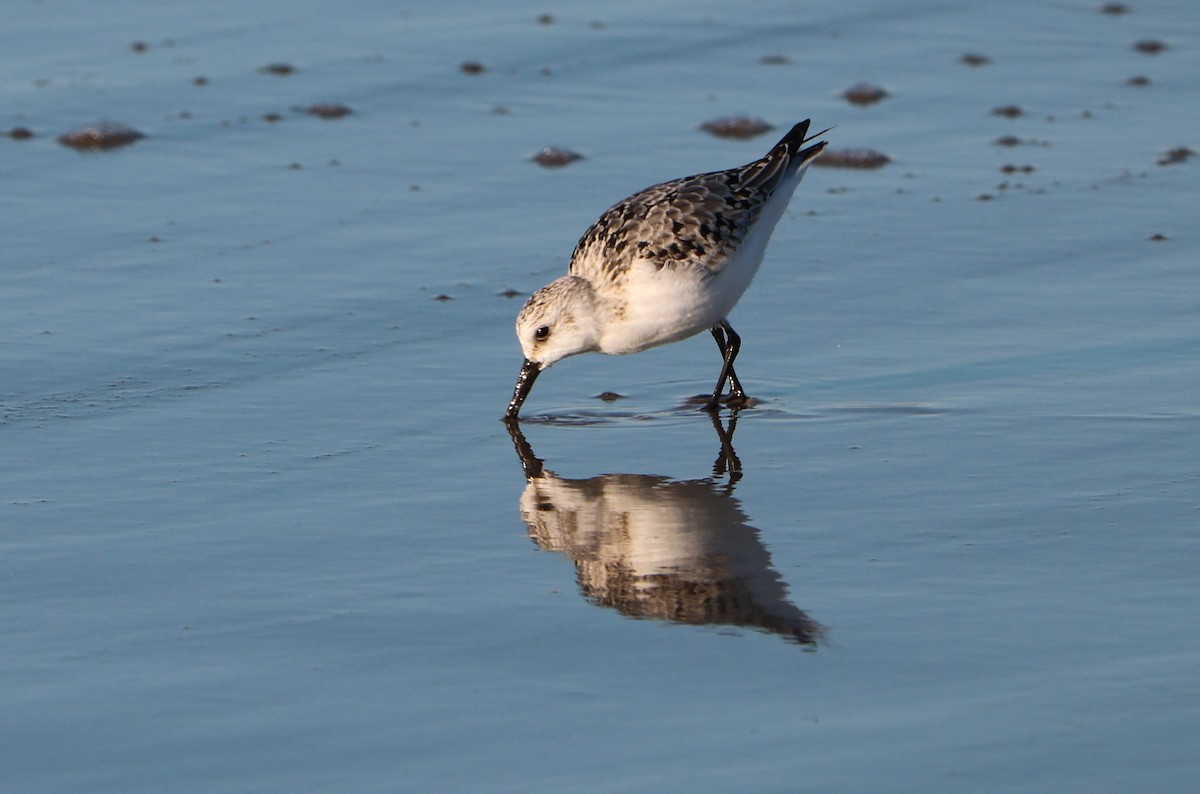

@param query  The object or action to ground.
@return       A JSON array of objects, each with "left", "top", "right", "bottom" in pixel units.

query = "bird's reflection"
[{"left": 504, "top": 415, "right": 823, "bottom": 646}]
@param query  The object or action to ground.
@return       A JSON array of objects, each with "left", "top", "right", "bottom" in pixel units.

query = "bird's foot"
[
  {"left": 722, "top": 391, "right": 752, "bottom": 408},
  {"left": 698, "top": 392, "right": 755, "bottom": 412}
]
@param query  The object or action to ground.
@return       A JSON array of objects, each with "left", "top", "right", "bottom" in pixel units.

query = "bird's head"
[
  {"left": 506, "top": 276, "right": 601, "bottom": 418},
  {"left": 514, "top": 276, "right": 601, "bottom": 368}
]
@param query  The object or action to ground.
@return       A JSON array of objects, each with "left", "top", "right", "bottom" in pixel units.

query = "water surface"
[{"left": 3, "top": 1, "right": 1198, "bottom": 791}]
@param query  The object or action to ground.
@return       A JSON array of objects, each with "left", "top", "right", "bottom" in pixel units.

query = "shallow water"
[{"left": 3, "top": 1, "right": 1199, "bottom": 791}]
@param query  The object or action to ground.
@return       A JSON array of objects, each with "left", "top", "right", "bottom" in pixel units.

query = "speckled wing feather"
[{"left": 568, "top": 121, "right": 821, "bottom": 284}]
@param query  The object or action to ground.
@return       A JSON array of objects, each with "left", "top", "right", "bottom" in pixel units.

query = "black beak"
[{"left": 505, "top": 358, "right": 542, "bottom": 419}]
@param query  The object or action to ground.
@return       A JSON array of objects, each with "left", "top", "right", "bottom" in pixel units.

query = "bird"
[{"left": 505, "top": 119, "right": 828, "bottom": 419}]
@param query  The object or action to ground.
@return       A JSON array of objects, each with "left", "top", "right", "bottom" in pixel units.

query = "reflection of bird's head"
[{"left": 518, "top": 474, "right": 606, "bottom": 553}]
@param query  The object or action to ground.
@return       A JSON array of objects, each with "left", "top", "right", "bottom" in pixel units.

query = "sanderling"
[{"left": 505, "top": 119, "right": 828, "bottom": 419}]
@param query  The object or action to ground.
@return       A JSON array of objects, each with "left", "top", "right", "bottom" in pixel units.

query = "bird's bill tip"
[{"left": 504, "top": 358, "right": 542, "bottom": 419}]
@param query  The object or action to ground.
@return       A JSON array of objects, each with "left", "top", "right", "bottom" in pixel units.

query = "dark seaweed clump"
[{"left": 58, "top": 122, "right": 145, "bottom": 150}]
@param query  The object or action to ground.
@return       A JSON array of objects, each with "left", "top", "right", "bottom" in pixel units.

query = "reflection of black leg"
[
  {"left": 708, "top": 410, "right": 742, "bottom": 485},
  {"left": 706, "top": 321, "right": 748, "bottom": 410}
]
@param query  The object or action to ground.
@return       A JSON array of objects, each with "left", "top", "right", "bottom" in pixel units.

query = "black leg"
[
  {"left": 706, "top": 321, "right": 748, "bottom": 410},
  {"left": 720, "top": 323, "right": 746, "bottom": 402},
  {"left": 705, "top": 326, "right": 734, "bottom": 395}
]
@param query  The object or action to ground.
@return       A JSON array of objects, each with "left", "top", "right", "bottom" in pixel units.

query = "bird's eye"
[{"left": 534, "top": 325, "right": 551, "bottom": 341}]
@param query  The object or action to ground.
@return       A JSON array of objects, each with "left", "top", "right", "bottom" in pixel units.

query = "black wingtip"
[
  {"left": 773, "top": 119, "right": 831, "bottom": 159},
  {"left": 773, "top": 120, "right": 810, "bottom": 154}
]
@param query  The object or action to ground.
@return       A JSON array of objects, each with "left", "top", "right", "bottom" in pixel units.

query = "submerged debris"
[
  {"left": 1099, "top": 3, "right": 1129, "bottom": 14},
  {"left": 993, "top": 135, "right": 1051, "bottom": 147},
  {"left": 1133, "top": 39, "right": 1167, "bottom": 54},
  {"left": 991, "top": 105, "right": 1024, "bottom": 118},
  {"left": 699, "top": 117, "right": 773, "bottom": 140},
  {"left": 7, "top": 127, "right": 34, "bottom": 140},
  {"left": 1157, "top": 147, "right": 1194, "bottom": 166},
  {"left": 303, "top": 103, "right": 353, "bottom": 119},
  {"left": 459, "top": 61, "right": 486, "bottom": 75},
  {"left": 531, "top": 147, "right": 584, "bottom": 168},
  {"left": 760, "top": 54, "right": 791, "bottom": 65},
  {"left": 57, "top": 122, "right": 145, "bottom": 150},
  {"left": 842, "top": 83, "right": 888, "bottom": 106},
  {"left": 960, "top": 53, "right": 991, "bottom": 66},
  {"left": 259, "top": 62, "right": 296, "bottom": 76},
  {"left": 812, "top": 148, "right": 891, "bottom": 169}
]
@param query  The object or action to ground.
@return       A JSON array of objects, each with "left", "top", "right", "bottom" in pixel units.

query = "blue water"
[{"left": 3, "top": 1, "right": 1198, "bottom": 791}]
